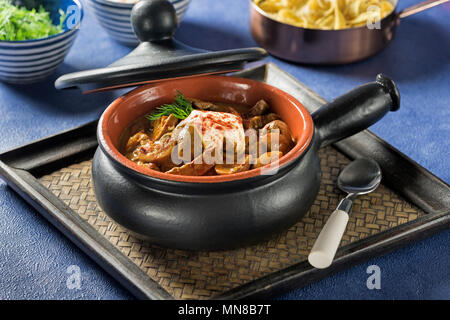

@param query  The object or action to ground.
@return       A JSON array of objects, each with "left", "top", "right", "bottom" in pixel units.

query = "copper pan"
[{"left": 250, "top": 0, "right": 449, "bottom": 64}]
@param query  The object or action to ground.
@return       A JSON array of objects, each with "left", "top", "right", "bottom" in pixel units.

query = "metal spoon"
[{"left": 308, "top": 158, "right": 382, "bottom": 269}]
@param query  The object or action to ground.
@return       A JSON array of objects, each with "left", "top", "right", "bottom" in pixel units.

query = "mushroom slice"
[
  {"left": 125, "top": 131, "right": 150, "bottom": 154},
  {"left": 166, "top": 162, "right": 214, "bottom": 176},
  {"left": 258, "top": 120, "right": 294, "bottom": 155},
  {"left": 188, "top": 98, "right": 232, "bottom": 112},
  {"left": 262, "top": 113, "right": 281, "bottom": 126},
  {"left": 243, "top": 113, "right": 280, "bottom": 130},
  {"left": 188, "top": 98, "right": 244, "bottom": 115},
  {"left": 214, "top": 154, "right": 252, "bottom": 175},
  {"left": 203, "top": 167, "right": 218, "bottom": 176},
  {"left": 136, "top": 133, "right": 176, "bottom": 171},
  {"left": 259, "top": 131, "right": 293, "bottom": 155},
  {"left": 165, "top": 158, "right": 214, "bottom": 176},
  {"left": 246, "top": 99, "right": 270, "bottom": 117},
  {"left": 243, "top": 117, "right": 260, "bottom": 130},
  {"left": 151, "top": 114, "right": 179, "bottom": 141},
  {"left": 137, "top": 161, "right": 160, "bottom": 171},
  {"left": 188, "top": 98, "right": 219, "bottom": 111},
  {"left": 253, "top": 151, "right": 283, "bottom": 169},
  {"left": 261, "top": 120, "right": 292, "bottom": 137}
]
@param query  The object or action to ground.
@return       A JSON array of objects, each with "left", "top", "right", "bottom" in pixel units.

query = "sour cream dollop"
[{"left": 172, "top": 110, "right": 246, "bottom": 154}]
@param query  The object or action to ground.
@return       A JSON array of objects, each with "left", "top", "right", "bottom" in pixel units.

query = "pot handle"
[
  {"left": 312, "top": 74, "right": 400, "bottom": 148},
  {"left": 398, "top": 0, "right": 450, "bottom": 20}
]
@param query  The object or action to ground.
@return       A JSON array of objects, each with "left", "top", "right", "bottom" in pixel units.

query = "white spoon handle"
[{"left": 308, "top": 209, "right": 349, "bottom": 269}]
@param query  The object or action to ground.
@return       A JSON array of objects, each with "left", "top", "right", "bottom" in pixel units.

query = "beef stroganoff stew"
[{"left": 120, "top": 92, "right": 295, "bottom": 176}]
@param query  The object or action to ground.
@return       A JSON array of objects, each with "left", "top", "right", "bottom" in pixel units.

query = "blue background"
[{"left": 0, "top": 0, "right": 448, "bottom": 299}]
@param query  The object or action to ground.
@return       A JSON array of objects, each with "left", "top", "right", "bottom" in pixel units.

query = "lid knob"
[{"left": 131, "top": 0, "right": 178, "bottom": 42}]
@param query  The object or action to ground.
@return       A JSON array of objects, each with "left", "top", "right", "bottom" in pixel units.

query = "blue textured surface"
[{"left": 0, "top": 0, "right": 448, "bottom": 300}]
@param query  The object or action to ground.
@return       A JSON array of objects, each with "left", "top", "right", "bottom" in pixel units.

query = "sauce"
[{"left": 120, "top": 99, "right": 295, "bottom": 176}]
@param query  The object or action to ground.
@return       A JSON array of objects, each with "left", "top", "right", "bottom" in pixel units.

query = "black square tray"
[{"left": 0, "top": 63, "right": 448, "bottom": 299}]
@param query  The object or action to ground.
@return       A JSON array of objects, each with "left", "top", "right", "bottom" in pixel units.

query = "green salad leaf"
[{"left": 0, "top": 0, "right": 66, "bottom": 41}]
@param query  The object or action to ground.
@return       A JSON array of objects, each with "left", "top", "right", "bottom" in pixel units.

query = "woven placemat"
[{"left": 38, "top": 146, "right": 423, "bottom": 299}]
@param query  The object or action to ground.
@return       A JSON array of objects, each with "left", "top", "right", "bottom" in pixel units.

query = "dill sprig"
[{"left": 146, "top": 91, "right": 193, "bottom": 121}]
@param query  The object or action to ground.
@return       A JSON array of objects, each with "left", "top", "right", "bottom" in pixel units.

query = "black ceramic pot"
[{"left": 92, "top": 74, "right": 400, "bottom": 250}]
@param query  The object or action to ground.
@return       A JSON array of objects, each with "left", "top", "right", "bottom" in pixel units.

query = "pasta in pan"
[{"left": 254, "top": 0, "right": 395, "bottom": 30}]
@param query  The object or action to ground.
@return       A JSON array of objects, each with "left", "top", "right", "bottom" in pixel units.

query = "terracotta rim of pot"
[{"left": 98, "top": 75, "right": 314, "bottom": 183}]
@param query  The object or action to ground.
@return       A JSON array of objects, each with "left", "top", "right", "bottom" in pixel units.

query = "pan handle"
[
  {"left": 398, "top": 0, "right": 450, "bottom": 19},
  {"left": 312, "top": 74, "right": 400, "bottom": 148}
]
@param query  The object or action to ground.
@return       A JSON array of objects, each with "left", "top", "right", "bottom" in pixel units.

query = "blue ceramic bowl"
[
  {"left": 0, "top": 0, "right": 83, "bottom": 84},
  {"left": 88, "top": 0, "right": 191, "bottom": 46}
]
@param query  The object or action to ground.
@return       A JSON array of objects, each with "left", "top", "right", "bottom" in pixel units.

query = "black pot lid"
[{"left": 55, "top": 0, "right": 267, "bottom": 93}]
